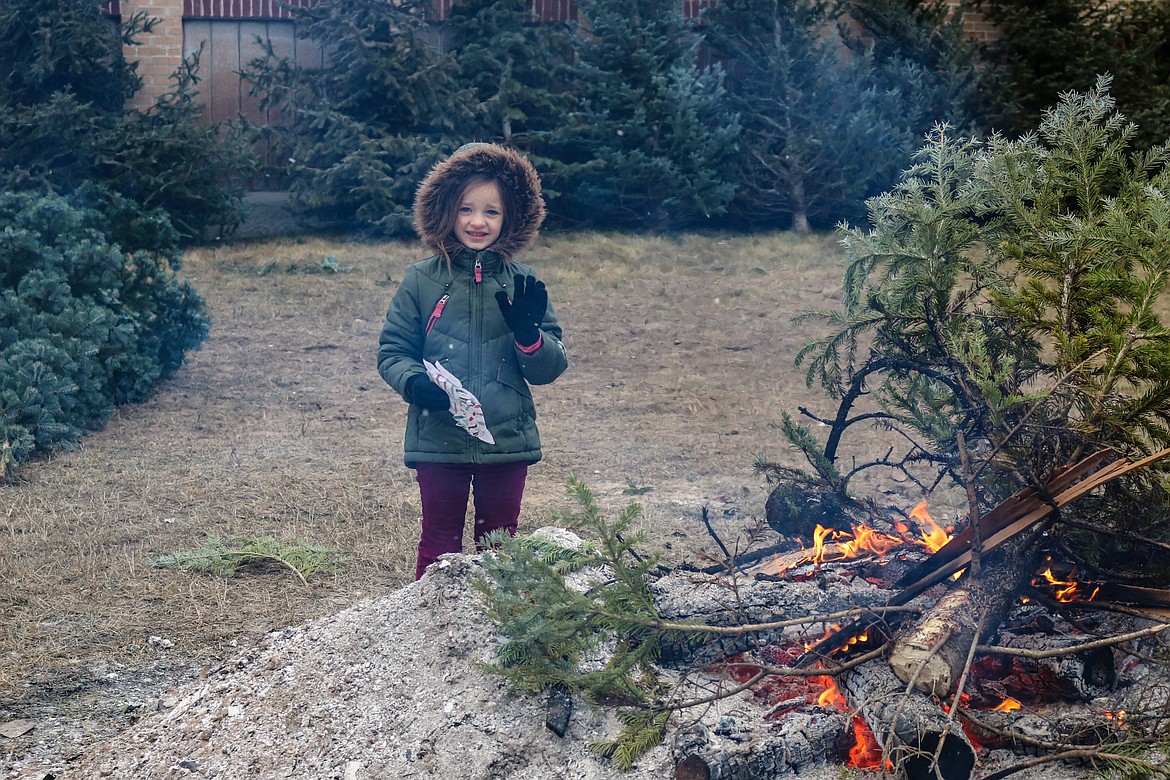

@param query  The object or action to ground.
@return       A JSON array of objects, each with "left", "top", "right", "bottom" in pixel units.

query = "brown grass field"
[{"left": 1, "top": 229, "right": 933, "bottom": 765}]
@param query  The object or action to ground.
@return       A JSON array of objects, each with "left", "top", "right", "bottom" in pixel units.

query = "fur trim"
[{"left": 413, "top": 143, "right": 546, "bottom": 260}]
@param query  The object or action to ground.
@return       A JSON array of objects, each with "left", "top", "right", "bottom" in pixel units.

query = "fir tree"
[
  {"left": 0, "top": 0, "right": 254, "bottom": 242},
  {"left": 700, "top": 0, "right": 917, "bottom": 232},
  {"left": 790, "top": 78, "right": 1170, "bottom": 565},
  {"left": 444, "top": 0, "right": 574, "bottom": 147},
  {"left": 538, "top": 0, "right": 740, "bottom": 230},
  {"left": 246, "top": 0, "right": 472, "bottom": 235}
]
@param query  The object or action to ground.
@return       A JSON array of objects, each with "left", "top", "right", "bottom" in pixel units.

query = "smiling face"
[{"left": 454, "top": 179, "right": 505, "bottom": 251}]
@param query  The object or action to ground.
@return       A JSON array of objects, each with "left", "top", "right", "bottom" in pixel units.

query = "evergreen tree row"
[
  {"left": 0, "top": 0, "right": 225, "bottom": 475},
  {"left": 248, "top": 0, "right": 974, "bottom": 233},
  {"left": 247, "top": 0, "right": 1170, "bottom": 235},
  {"left": 0, "top": 0, "right": 258, "bottom": 243}
]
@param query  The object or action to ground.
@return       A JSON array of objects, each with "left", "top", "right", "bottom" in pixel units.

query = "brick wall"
[
  {"left": 945, "top": 0, "right": 1000, "bottom": 43},
  {"left": 120, "top": 0, "right": 185, "bottom": 110},
  {"left": 184, "top": 0, "right": 312, "bottom": 18}
]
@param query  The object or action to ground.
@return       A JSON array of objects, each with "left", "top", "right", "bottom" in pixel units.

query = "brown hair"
[{"left": 413, "top": 143, "right": 546, "bottom": 263}]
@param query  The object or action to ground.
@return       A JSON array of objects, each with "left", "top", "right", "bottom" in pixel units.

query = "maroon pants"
[{"left": 414, "top": 461, "right": 528, "bottom": 580}]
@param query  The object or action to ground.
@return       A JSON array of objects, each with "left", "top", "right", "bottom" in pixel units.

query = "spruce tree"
[
  {"left": 538, "top": 0, "right": 739, "bottom": 230},
  {"left": 844, "top": 0, "right": 994, "bottom": 137},
  {"left": 444, "top": 0, "right": 574, "bottom": 147},
  {"left": 790, "top": 79, "right": 1170, "bottom": 568},
  {"left": 977, "top": 0, "right": 1170, "bottom": 149},
  {"left": 700, "top": 0, "right": 919, "bottom": 232},
  {"left": 246, "top": 0, "right": 471, "bottom": 235},
  {"left": 0, "top": 0, "right": 254, "bottom": 242}
]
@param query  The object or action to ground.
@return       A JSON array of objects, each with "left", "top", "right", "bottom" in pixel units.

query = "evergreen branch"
[{"left": 148, "top": 536, "right": 345, "bottom": 585}]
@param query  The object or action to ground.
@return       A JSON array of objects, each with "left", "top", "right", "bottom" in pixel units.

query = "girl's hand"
[
  {"left": 407, "top": 375, "right": 450, "bottom": 411},
  {"left": 495, "top": 274, "right": 547, "bottom": 348}
]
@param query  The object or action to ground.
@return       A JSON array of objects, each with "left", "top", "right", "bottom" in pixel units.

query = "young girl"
[{"left": 377, "top": 143, "right": 568, "bottom": 580}]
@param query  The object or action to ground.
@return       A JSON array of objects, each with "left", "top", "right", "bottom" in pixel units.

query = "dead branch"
[
  {"left": 614, "top": 604, "right": 923, "bottom": 637},
  {"left": 699, "top": 506, "right": 732, "bottom": 561},
  {"left": 1049, "top": 514, "right": 1170, "bottom": 555},
  {"left": 977, "top": 622, "right": 1170, "bottom": 660},
  {"left": 979, "top": 748, "right": 1170, "bottom": 780},
  {"left": 956, "top": 430, "right": 984, "bottom": 577},
  {"left": 960, "top": 709, "right": 1150, "bottom": 753}
]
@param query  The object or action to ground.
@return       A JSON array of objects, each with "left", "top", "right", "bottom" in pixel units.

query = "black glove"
[
  {"left": 406, "top": 374, "right": 450, "bottom": 411},
  {"left": 495, "top": 274, "right": 547, "bottom": 348}
]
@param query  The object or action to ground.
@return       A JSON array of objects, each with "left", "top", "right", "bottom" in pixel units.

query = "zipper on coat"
[
  {"left": 425, "top": 294, "right": 449, "bottom": 335},
  {"left": 474, "top": 256, "right": 483, "bottom": 283}
]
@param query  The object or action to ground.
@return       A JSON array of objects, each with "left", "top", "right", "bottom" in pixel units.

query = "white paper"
[{"left": 423, "top": 360, "right": 495, "bottom": 444}]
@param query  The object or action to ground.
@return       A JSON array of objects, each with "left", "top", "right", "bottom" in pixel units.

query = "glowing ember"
[
  {"left": 811, "top": 674, "right": 885, "bottom": 769},
  {"left": 848, "top": 716, "right": 885, "bottom": 769}
]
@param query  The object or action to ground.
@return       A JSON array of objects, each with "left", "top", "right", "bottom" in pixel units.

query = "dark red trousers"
[{"left": 414, "top": 461, "right": 528, "bottom": 580}]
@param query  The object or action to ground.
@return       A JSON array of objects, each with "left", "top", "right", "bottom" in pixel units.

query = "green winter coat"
[{"left": 377, "top": 143, "right": 568, "bottom": 467}]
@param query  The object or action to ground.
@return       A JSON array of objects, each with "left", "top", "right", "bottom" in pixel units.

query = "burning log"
[
  {"left": 800, "top": 448, "right": 1170, "bottom": 665},
  {"left": 888, "top": 538, "right": 1041, "bottom": 697},
  {"left": 840, "top": 659, "right": 977, "bottom": 780},
  {"left": 883, "top": 448, "right": 1170, "bottom": 698}
]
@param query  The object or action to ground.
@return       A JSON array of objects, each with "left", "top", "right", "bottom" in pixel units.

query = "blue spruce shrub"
[{"left": 0, "top": 189, "right": 210, "bottom": 476}]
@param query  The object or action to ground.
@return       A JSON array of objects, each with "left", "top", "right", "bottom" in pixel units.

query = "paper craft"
[{"left": 423, "top": 360, "right": 495, "bottom": 444}]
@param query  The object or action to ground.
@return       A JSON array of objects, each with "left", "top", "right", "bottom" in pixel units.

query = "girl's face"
[{"left": 454, "top": 180, "right": 505, "bottom": 251}]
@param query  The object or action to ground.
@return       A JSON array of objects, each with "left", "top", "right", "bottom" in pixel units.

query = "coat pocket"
[{"left": 493, "top": 358, "right": 536, "bottom": 439}]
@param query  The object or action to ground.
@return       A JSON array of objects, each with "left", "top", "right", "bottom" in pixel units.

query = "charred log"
[
  {"left": 841, "top": 660, "right": 977, "bottom": 780},
  {"left": 672, "top": 709, "right": 852, "bottom": 780},
  {"left": 651, "top": 573, "right": 886, "bottom": 667}
]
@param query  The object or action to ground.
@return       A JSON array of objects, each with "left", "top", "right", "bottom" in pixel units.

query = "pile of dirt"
[{"left": 61, "top": 553, "right": 681, "bottom": 780}]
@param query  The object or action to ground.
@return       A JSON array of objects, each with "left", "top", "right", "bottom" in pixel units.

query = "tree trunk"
[{"left": 888, "top": 538, "right": 1041, "bottom": 698}]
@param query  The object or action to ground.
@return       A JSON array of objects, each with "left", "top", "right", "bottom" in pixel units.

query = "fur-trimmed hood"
[{"left": 413, "top": 143, "right": 546, "bottom": 261}]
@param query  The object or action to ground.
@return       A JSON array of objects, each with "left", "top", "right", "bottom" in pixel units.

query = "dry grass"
[{"left": 1, "top": 229, "right": 905, "bottom": 701}]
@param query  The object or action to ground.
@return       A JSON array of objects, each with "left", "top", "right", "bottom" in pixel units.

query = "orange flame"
[
  {"left": 848, "top": 716, "right": 884, "bottom": 769},
  {"left": 991, "top": 697, "right": 1021, "bottom": 713},
  {"left": 808, "top": 522, "right": 906, "bottom": 565},
  {"left": 839, "top": 524, "right": 904, "bottom": 558},
  {"left": 1037, "top": 568, "right": 1100, "bottom": 603},
  {"left": 813, "top": 675, "right": 848, "bottom": 708},
  {"left": 811, "top": 675, "right": 886, "bottom": 769},
  {"left": 797, "top": 502, "right": 953, "bottom": 570},
  {"left": 908, "top": 501, "right": 952, "bottom": 553}
]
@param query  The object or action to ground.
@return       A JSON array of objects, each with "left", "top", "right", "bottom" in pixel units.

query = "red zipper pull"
[
  {"left": 426, "top": 294, "right": 449, "bottom": 335},
  {"left": 474, "top": 256, "right": 483, "bottom": 283}
]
